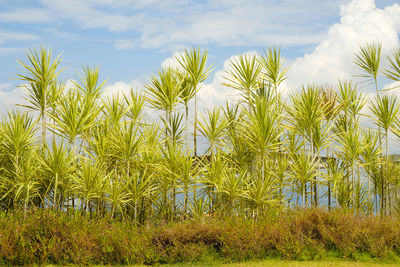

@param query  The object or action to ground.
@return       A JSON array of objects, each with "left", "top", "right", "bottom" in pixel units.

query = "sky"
[{"left": 1, "top": 0, "right": 400, "bottom": 135}]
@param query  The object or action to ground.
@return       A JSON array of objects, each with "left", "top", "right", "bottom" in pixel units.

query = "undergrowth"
[{"left": 0, "top": 208, "right": 399, "bottom": 265}]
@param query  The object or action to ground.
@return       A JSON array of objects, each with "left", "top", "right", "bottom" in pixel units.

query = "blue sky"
[
  {"left": 0, "top": 0, "right": 348, "bottom": 82},
  {"left": 0, "top": 0, "right": 400, "bottom": 114}
]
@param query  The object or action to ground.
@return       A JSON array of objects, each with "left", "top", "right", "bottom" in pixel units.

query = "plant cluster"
[{"left": 1, "top": 43, "right": 400, "bottom": 222}]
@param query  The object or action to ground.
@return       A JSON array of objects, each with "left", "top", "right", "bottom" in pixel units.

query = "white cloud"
[
  {"left": 0, "top": 29, "right": 39, "bottom": 44},
  {"left": 114, "top": 39, "right": 135, "bottom": 50},
  {"left": 160, "top": 52, "right": 184, "bottom": 70},
  {"left": 0, "top": 29, "right": 40, "bottom": 54},
  {"left": 40, "top": 28, "right": 82, "bottom": 40},
  {"left": 0, "top": 83, "right": 24, "bottom": 114},
  {"left": 286, "top": 0, "right": 400, "bottom": 91},
  {"left": 0, "top": 0, "right": 354, "bottom": 48},
  {"left": 0, "top": 8, "right": 52, "bottom": 23},
  {"left": 34, "top": 0, "right": 137, "bottom": 31},
  {"left": 102, "top": 80, "right": 144, "bottom": 98}
]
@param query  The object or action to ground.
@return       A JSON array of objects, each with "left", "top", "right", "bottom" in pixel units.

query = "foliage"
[{"left": 0, "top": 208, "right": 400, "bottom": 265}]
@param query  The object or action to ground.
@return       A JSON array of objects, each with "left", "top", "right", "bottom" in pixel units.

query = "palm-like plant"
[
  {"left": 40, "top": 138, "right": 76, "bottom": 209},
  {"left": 105, "top": 172, "right": 133, "bottom": 219},
  {"left": 319, "top": 86, "right": 341, "bottom": 209},
  {"left": 124, "top": 90, "right": 145, "bottom": 124},
  {"left": 220, "top": 168, "right": 246, "bottom": 215},
  {"left": 360, "top": 130, "right": 382, "bottom": 212},
  {"left": 243, "top": 98, "right": 281, "bottom": 180},
  {"left": 51, "top": 90, "right": 101, "bottom": 152},
  {"left": 288, "top": 85, "right": 326, "bottom": 153},
  {"left": 198, "top": 107, "right": 228, "bottom": 158},
  {"left": 1, "top": 152, "right": 41, "bottom": 218},
  {"left": 335, "top": 124, "right": 366, "bottom": 211},
  {"left": 176, "top": 48, "right": 212, "bottom": 155},
  {"left": 383, "top": 49, "right": 400, "bottom": 82},
  {"left": 0, "top": 111, "right": 38, "bottom": 167},
  {"left": 243, "top": 172, "right": 278, "bottom": 218},
  {"left": 74, "top": 66, "right": 106, "bottom": 104},
  {"left": 289, "top": 151, "right": 319, "bottom": 207},
  {"left": 128, "top": 169, "right": 156, "bottom": 222},
  {"left": 202, "top": 152, "right": 227, "bottom": 213},
  {"left": 146, "top": 68, "right": 182, "bottom": 125},
  {"left": 103, "top": 94, "right": 129, "bottom": 126},
  {"left": 162, "top": 112, "right": 185, "bottom": 146},
  {"left": 354, "top": 42, "right": 381, "bottom": 92},
  {"left": 73, "top": 161, "right": 107, "bottom": 213},
  {"left": 354, "top": 42, "right": 385, "bottom": 213},
  {"left": 223, "top": 52, "right": 262, "bottom": 111},
  {"left": 259, "top": 46, "right": 288, "bottom": 97},
  {"left": 178, "top": 152, "right": 201, "bottom": 215},
  {"left": 17, "top": 47, "right": 63, "bottom": 147},
  {"left": 108, "top": 121, "right": 143, "bottom": 177},
  {"left": 370, "top": 94, "right": 400, "bottom": 214}
]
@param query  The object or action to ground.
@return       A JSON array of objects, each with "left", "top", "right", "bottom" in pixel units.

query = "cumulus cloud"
[
  {"left": 102, "top": 80, "right": 144, "bottom": 98},
  {"left": 154, "top": 0, "right": 400, "bottom": 110},
  {"left": 0, "top": 83, "right": 25, "bottom": 114},
  {"left": 160, "top": 52, "right": 184, "bottom": 70},
  {"left": 285, "top": 0, "right": 400, "bottom": 91}
]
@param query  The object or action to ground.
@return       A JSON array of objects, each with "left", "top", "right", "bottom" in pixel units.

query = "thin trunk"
[
  {"left": 184, "top": 187, "right": 188, "bottom": 215},
  {"left": 72, "top": 138, "right": 77, "bottom": 209},
  {"left": 111, "top": 205, "right": 115, "bottom": 218},
  {"left": 248, "top": 89, "right": 252, "bottom": 114},
  {"left": 327, "top": 145, "right": 331, "bottom": 211},
  {"left": 374, "top": 78, "right": 384, "bottom": 216},
  {"left": 310, "top": 130, "right": 315, "bottom": 206},
  {"left": 315, "top": 148, "right": 319, "bottom": 207},
  {"left": 134, "top": 201, "right": 138, "bottom": 222},
  {"left": 24, "top": 187, "right": 29, "bottom": 220},
  {"left": 127, "top": 161, "right": 130, "bottom": 178},
  {"left": 385, "top": 130, "right": 389, "bottom": 215},
  {"left": 54, "top": 173, "right": 58, "bottom": 209},
  {"left": 41, "top": 107, "right": 46, "bottom": 148},
  {"left": 352, "top": 163, "right": 355, "bottom": 211},
  {"left": 172, "top": 186, "right": 176, "bottom": 217},
  {"left": 260, "top": 153, "right": 264, "bottom": 182},
  {"left": 194, "top": 94, "right": 198, "bottom": 157},
  {"left": 185, "top": 103, "right": 189, "bottom": 149}
]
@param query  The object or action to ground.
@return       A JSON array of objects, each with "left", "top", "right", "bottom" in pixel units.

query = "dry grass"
[{"left": 2, "top": 208, "right": 400, "bottom": 265}]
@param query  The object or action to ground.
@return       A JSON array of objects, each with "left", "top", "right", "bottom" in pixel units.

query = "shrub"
[{"left": 0, "top": 208, "right": 399, "bottom": 265}]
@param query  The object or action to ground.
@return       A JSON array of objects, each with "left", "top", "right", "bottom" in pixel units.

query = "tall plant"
[{"left": 17, "top": 47, "right": 63, "bottom": 147}]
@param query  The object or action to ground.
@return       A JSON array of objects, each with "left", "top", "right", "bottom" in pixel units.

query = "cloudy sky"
[{"left": 0, "top": 0, "right": 400, "bottom": 115}]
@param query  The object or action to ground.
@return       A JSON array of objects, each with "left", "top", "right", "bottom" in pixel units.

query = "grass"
[{"left": 3, "top": 209, "right": 400, "bottom": 266}]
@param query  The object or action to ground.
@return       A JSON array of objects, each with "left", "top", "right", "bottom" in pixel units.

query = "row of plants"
[
  {"left": 1, "top": 43, "right": 400, "bottom": 221},
  {"left": 1, "top": 208, "right": 399, "bottom": 265}
]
